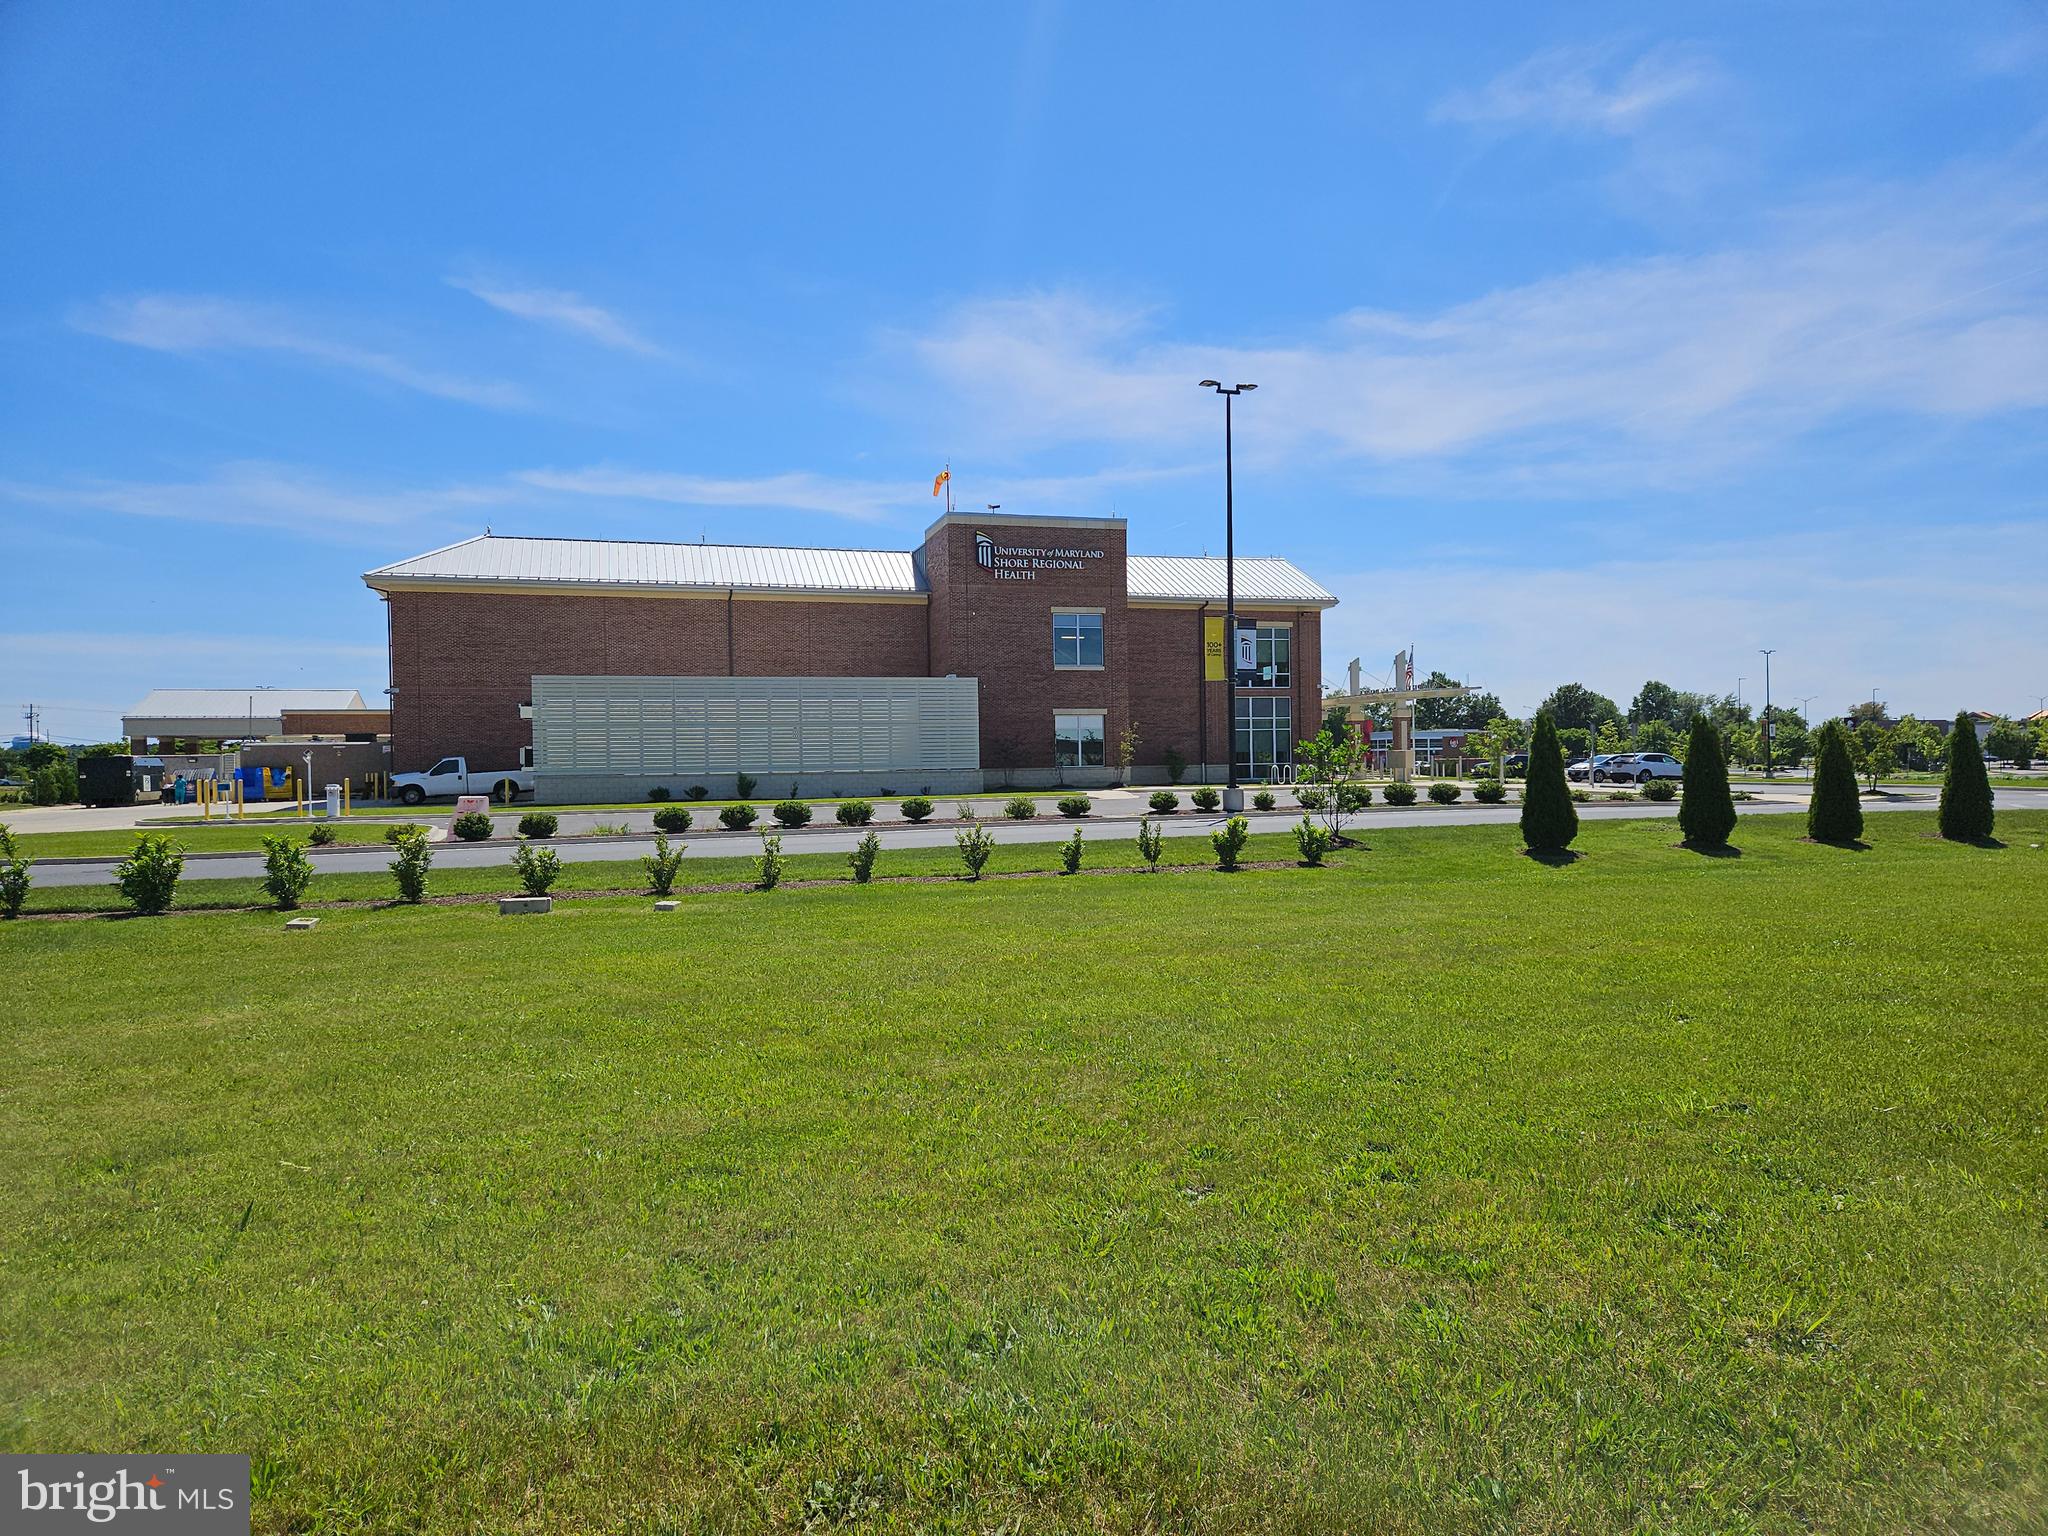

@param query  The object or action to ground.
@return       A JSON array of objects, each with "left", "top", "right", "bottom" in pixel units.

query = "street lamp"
[
  {"left": 1200, "top": 380, "right": 1257, "bottom": 811},
  {"left": 1760, "top": 650, "right": 1775, "bottom": 778}
]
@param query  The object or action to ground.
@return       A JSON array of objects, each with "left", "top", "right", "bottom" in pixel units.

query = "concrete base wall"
[{"left": 535, "top": 768, "right": 984, "bottom": 804}]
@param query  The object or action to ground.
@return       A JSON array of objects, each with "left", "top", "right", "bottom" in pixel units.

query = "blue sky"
[{"left": 4, "top": 2, "right": 2046, "bottom": 741}]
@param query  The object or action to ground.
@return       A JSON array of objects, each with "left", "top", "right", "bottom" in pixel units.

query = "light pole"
[
  {"left": 1200, "top": 379, "right": 1257, "bottom": 811},
  {"left": 1759, "top": 649, "right": 1775, "bottom": 778}
]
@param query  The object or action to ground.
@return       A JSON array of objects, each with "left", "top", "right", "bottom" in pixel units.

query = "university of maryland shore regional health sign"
[{"left": 974, "top": 530, "right": 1108, "bottom": 582}]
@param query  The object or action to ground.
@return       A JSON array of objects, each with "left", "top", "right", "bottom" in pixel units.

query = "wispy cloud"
[
  {"left": 519, "top": 461, "right": 1194, "bottom": 527},
  {"left": 72, "top": 295, "right": 528, "bottom": 409},
  {"left": 887, "top": 161, "right": 2048, "bottom": 491},
  {"left": 0, "top": 462, "right": 511, "bottom": 541},
  {"left": 449, "top": 276, "right": 664, "bottom": 355},
  {"left": 1432, "top": 40, "right": 1720, "bottom": 137}
]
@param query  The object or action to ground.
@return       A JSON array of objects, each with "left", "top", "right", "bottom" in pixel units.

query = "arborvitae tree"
[
  {"left": 1807, "top": 720, "right": 1863, "bottom": 844},
  {"left": 1677, "top": 714, "right": 1736, "bottom": 848},
  {"left": 1519, "top": 711, "right": 1579, "bottom": 853},
  {"left": 1938, "top": 711, "right": 1994, "bottom": 841}
]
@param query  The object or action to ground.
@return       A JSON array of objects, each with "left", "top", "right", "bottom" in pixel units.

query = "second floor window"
[
  {"left": 1053, "top": 610, "right": 1104, "bottom": 668},
  {"left": 1253, "top": 624, "right": 1290, "bottom": 687}
]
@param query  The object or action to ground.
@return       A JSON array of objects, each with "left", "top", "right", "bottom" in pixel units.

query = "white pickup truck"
[{"left": 390, "top": 754, "right": 534, "bottom": 806}]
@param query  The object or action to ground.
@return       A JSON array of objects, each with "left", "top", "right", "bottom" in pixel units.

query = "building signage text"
[{"left": 975, "top": 530, "right": 1106, "bottom": 581}]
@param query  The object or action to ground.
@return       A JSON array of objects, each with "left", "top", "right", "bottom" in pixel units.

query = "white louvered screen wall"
[{"left": 532, "top": 676, "right": 981, "bottom": 775}]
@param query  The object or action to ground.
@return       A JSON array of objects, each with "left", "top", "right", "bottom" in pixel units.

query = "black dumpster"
[{"left": 78, "top": 754, "right": 137, "bottom": 808}]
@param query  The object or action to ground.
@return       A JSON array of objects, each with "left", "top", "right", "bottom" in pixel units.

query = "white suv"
[{"left": 1596, "top": 752, "right": 1683, "bottom": 784}]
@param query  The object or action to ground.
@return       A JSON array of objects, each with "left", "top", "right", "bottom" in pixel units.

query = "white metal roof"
[
  {"left": 366, "top": 534, "right": 1334, "bottom": 606},
  {"left": 125, "top": 688, "right": 367, "bottom": 719},
  {"left": 1126, "top": 554, "right": 1334, "bottom": 606},
  {"left": 365, "top": 535, "right": 923, "bottom": 596}
]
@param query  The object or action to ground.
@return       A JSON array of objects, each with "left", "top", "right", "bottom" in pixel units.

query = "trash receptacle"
[{"left": 324, "top": 784, "right": 342, "bottom": 819}]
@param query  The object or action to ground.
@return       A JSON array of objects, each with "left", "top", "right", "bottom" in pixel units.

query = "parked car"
[
  {"left": 1501, "top": 753, "right": 1529, "bottom": 778},
  {"left": 1566, "top": 754, "right": 1619, "bottom": 783},
  {"left": 1596, "top": 752, "right": 1684, "bottom": 784}
]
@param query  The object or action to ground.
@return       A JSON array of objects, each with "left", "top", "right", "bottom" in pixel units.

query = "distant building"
[{"left": 122, "top": 688, "right": 387, "bottom": 750}]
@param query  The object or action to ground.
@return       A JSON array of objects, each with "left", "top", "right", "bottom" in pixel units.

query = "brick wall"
[
  {"left": 921, "top": 516, "right": 1130, "bottom": 775},
  {"left": 386, "top": 589, "right": 927, "bottom": 770},
  {"left": 278, "top": 709, "right": 391, "bottom": 738}
]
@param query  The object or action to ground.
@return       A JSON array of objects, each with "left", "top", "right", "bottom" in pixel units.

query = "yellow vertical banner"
[{"left": 1203, "top": 616, "right": 1225, "bottom": 681}]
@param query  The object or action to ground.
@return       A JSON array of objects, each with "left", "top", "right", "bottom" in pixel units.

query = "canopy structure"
[
  {"left": 1320, "top": 652, "right": 1473, "bottom": 782},
  {"left": 122, "top": 688, "right": 368, "bottom": 743}
]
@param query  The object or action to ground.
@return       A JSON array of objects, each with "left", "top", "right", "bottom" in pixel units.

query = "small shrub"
[
  {"left": 648, "top": 786, "right": 671, "bottom": 802},
  {"left": 260, "top": 834, "right": 314, "bottom": 910},
  {"left": 512, "top": 842, "right": 561, "bottom": 896},
  {"left": 518, "top": 811, "right": 559, "bottom": 839},
  {"left": 589, "top": 821, "right": 628, "bottom": 836},
  {"left": 685, "top": 785, "right": 709, "bottom": 801},
  {"left": 309, "top": 823, "right": 338, "bottom": 845},
  {"left": 1335, "top": 782, "right": 1373, "bottom": 812},
  {"left": 734, "top": 772, "right": 758, "bottom": 800},
  {"left": 1732, "top": 789, "right": 1757, "bottom": 802},
  {"left": 1252, "top": 790, "right": 1276, "bottom": 811},
  {"left": 1427, "top": 782, "right": 1461, "bottom": 804},
  {"left": 1210, "top": 815, "right": 1250, "bottom": 871},
  {"left": 1293, "top": 816, "right": 1335, "bottom": 866},
  {"left": 899, "top": 796, "right": 935, "bottom": 823},
  {"left": 1004, "top": 795, "right": 1037, "bottom": 820},
  {"left": 848, "top": 830, "right": 881, "bottom": 883},
  {"left": 390, "top": 829, "right": 432, "bottom": 903},
  {"left": 1190, "top": 787, "right": 1221, "bottom": 812},
  {"left": 1382, "top": 781, "right": 1418, "bottom": 806},
  {"left": 115, "top": 832, "right": 184, "bottom": 915},
  {"left": 756, "top": 832, "right": 786, "bottom": 889},
  {"left": 773, "top": 800, "right": 813, "bottom": 828},
  {"left": 1057, "top": 794, "right": 1091, "bottom": 818},
  {"left": 1163, "top": 748, "right": 1188, "bottom": 784},
  {"left": 0, "top": 824, "right": 33, "bottom": 919},
  {"left": 878, "top": 787, "right": 896, "bottom": 798},
  {"left": 1473, "top": 779, "right": 1507, "bottom": 804},
  {"left": 1607, "top": 790, "right": 1637, "bottom": 802},
  {"left": 1641, "top": 779, "right": 1676, "bottom": 802},
  {"left": 719, "top": 804, "right": 759, "bottom": 831},
  {"left": 955, "top": 801, "right": 978, "bottom": 821},
  {"left": 642, "top": 832, "right": 685, "bottom": 895},
  {"left": 1293, "top": 785, "right": 1326, "bottom": 811},
  {"left": 1058, "top": 827, "right": 1084, "bottom": 874},
  {"left": 1149, "top": 789, "right": 1180, "bottom": 814},
  {"left": 1136, "top": 817, "right": 1164, "bottom": 869},
  {"left": 836, "top": 800, "right": 875, "bottom": 826},
  {"left": 956, "top": 824, "right": 996, "bottom": 878},
  {"left": 384, "top": 822, "right": 424, "bottom": 844},
  {"left": 452, "top": 811, "right": 494, "bottom": 842},
  {"left": 653, "top": 805, "right": 693, "bottom": 833},
  {"left": 1570, "top": 788, "right": 1590, "bottom": 803}
]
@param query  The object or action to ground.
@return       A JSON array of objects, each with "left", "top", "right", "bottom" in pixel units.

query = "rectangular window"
[
  {"left": 1252, "top": 624, "right": 1290, "bottom": 687},
  {"left": 1233, "top": 696, "right": 1293, "bottom": 780},
  {"left": 1053, "top": 712, "right": 1106, "bottom": 768},
  {"left": 1052, "top": 610, "right": 1105, "bottom": 669}
]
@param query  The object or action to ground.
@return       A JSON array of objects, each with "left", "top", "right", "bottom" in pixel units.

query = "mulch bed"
[{"left": 13, "top": 859, "right": 1315, "bottom": 922}]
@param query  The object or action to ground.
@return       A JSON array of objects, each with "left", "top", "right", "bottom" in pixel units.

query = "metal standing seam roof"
[
  {"left": 124, "top": 688, "right": 367, "bottom": 719},
  {"left": 1125, "top": 554, "right": 1335, "bottom": 606},
  {"left": 364, "top": 535, "right": 1335, "bottom": 606},
  {"left": 365, "top": 535, "right": 924, "bottom": 595}
]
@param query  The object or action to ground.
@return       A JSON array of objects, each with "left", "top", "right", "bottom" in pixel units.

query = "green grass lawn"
[
  {"left": 4, "top": 811, "right": 2045, "bottom": 1533},
  {"left": 6, "top": 820, "right": 403, "bottom": 860}
]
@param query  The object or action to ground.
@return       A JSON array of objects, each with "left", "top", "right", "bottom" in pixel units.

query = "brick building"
[{"left": 363, "top": 512, "right": 1334, "bottom": 799}]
